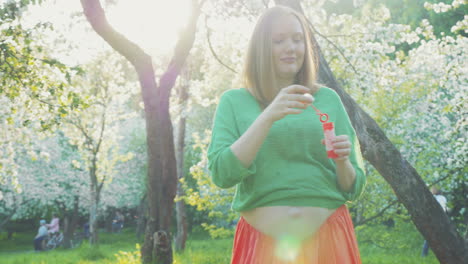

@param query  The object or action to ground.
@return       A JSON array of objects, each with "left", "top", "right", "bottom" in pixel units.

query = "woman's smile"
[{"left": 280, "top": 57, "right": 297, "bottom": 63}]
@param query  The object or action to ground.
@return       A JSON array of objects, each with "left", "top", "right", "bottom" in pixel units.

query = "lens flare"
[{"left": 275, "top": 235, "right": 302, "bottom": 261}]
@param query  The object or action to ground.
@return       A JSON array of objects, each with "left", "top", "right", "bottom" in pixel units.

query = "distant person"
[
  {"left": 83, "top": 222, "right": 90, "bottom": 238},
  {"left": 33, "top": 220, "right": 48, "bottom": 251},
  {"left": 46, "top": 214, "right": 60, "bottom": 235},
  {"left": 421, "top": 186, "right": 448, "bottom": 257},
  {"left": 112, "top": 211, "right": 124, "bottom": 233}
]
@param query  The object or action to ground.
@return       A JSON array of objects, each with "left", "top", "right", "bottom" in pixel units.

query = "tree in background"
[
  {"left": 0, "top": 0, "right": 85, "bottom": 196},
  {"left": 80, "top": 0, "right": 204, "bottom": 262},
  {"left": 0, "top": 131, "right": 89, "bottom": 240},
  {"left": 173, "top": 66, "right": 192, "bottom": 252},
  {"left": 62, "top": 52, "right": 136, "bottom": 244},
  {"left": 1, "top": 0, "right": 148, "bottom": 244}
]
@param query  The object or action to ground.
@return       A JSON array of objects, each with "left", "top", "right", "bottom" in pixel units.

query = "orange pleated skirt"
[{"left": 231, "top": 205, "right": 361, "bottom": 264}]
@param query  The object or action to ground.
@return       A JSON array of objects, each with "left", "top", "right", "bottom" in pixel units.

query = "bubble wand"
[{"left": 309, "top": 104, "right": 339, "bottom": 159}]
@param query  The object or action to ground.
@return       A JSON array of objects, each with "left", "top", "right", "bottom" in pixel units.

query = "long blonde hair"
[{"left": 242, "top": 6, "right": 319, "bottom": 107}]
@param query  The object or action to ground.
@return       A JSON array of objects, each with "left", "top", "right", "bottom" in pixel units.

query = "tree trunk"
[
  {"left": 62, "top": 196, "right": 80, "bottom": 249},
  {"left": 80, "top": 1, "right": 202, "bottom": 263},
  {"left": 152, "top": 231, "right": 172, "bottom": 263},
  {"left": 0, "top": 212, "right": 14, "bottom": 232},
  {"left": 89, "top": 183, "right": 99, "bottom": 244},
  {"left": 275, "top": 1, "right": 468, "bottom": 263},
  {"left": 106, "top": 209, "right": 114, "bottom": 233},
  {"left": 7, "top": 230, "right": 13, "bottom": 240},
  {"left": 174, "top": 77, "right": 189, "bottom": 252},
  {"left": 136, "top": 195, "right": 147, "bottom": 240},
  {"left": 88, "top": 156, "right": 101, "bottom": 245}
]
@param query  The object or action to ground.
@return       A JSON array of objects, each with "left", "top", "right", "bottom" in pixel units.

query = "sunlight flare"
[{"left": 107, "top": 0, "right": 191, "bottom": 55}]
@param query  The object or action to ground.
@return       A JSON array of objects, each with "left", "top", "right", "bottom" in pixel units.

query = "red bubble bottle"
[{"left": 311, "top": 105, "right": 339, "bottom": 159}]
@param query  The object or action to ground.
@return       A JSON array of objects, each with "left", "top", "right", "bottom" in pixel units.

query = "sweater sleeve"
[
  {"left": 207, "top": 92, "right": 257, "bottom": 188},
  {"left": 333, "top": 92, "right": 366, "bottom": 202}
]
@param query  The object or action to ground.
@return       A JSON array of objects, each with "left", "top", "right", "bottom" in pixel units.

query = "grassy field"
[{"left": 0, "top": 224, "right": 440, "bottom": 264}]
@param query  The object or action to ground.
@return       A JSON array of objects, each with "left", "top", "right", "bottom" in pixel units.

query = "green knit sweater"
[{"left": 207, "top": 87, "right": 366, "bottom": 212}]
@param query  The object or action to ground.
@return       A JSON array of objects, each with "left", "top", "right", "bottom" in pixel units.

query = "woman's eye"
[{"left": 273, "top": 39, "right": 284, "bottom": 44}]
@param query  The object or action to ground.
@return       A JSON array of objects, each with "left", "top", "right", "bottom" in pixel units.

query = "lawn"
[
  {"left": 0, "top": 228, "right": 232, "bottom": 264},
  {"left": 0, "top": 223, "right": 440, "bottom": 264}
]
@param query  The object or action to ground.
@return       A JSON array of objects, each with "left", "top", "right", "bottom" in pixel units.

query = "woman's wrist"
[
  {"left": 335, "top": 158, "right": 356, "bottom": 192},
  {"left": 258, "top": 111, "right": 275, "bottom": 127},
  {"left": 334, "top": 157, "right": 351, "bottom": 166}
]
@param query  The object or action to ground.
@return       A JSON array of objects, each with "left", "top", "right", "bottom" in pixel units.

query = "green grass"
[
  {"left": 357, "top": 220, "right": 440, "bottom": 264},
  {"left": 0, "top": 228, "right": 141, "bottom": 264},
  {"left": 0, "top": 224, "right": 440, "bottom": 264},
  {"left": 174, "top": 237, "right": 231, "bottom": 264}
]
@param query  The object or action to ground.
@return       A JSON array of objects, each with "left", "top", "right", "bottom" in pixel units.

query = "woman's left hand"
[{"left": 331, "top": 135, "right": 351, "bottom": 161}]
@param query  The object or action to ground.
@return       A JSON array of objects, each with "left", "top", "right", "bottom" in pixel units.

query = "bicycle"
[
  {"left": 70, "top": 231, "right": 88, "bottom": 248},
  {"left": 43, "top": 232, "right": 64, "bottom": 250}
]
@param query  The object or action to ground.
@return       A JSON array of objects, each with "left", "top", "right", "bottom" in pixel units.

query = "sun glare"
[
  {"left": 107, "top": 0, "right": 191, "bottom": 56},
  {"left": 19, "top": 0, "right": 191, "bottom": 64}
]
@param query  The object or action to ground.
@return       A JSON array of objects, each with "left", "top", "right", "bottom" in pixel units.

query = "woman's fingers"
[
  {"left": 287, "top": 101, "right": 309, "bottom": 109},
  {"left": 284, "top": 85, "right": 310, "bottom": 95},
  {"left": 332, "top": 135, "right": 349, "bottom": 144},
  {"left": 332, "top": 140, "right": 351, "bottom": 149},
  {"left": 334, "top": 148, "right": 351, "bottom": 156},
  {"left": 284, "top": 108, "right": 303, "bottom": 115},
  {"left": 265, "top": 85, "right": 315, "bottom": 122},
  {"left": 285, "top": 94, "right": 314, "bottom": 104},
  {"left": 332, "top": 135, "right": 351, "bottom": 158}
]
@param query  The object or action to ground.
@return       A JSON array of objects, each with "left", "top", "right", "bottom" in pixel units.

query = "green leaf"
[{"left": 22, "top": 119, "right": 31, "bottom": 126}]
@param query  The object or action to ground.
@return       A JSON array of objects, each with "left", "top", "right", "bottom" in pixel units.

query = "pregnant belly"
[{"left": 240, "top": 206, "right": 335, "bottom": 241}]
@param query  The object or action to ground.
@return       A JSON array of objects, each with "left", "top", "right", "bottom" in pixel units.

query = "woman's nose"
[{"left": 284, "top": 38, "right": 295, "bottom": 52}]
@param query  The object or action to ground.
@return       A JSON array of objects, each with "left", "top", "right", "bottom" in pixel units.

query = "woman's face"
[{"left": 271, "top": 14, "right": 305, "bottom": 83}]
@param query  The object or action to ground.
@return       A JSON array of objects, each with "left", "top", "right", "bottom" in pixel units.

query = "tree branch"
[
  {"left": 80, "top": 0, "right": 153, "bottom": 72},
  {"left": 305, "top": 18, "right": 359, "bottom": 75},
  {"left": 356, "top": 200, "right": 399, "bottom": 226},
  {"left": 239, "top": 0, "right": 260, "bottom": 18},
  {"left": 203, "top": 15, "right": 237, "bottom": 74},
  {"left": 94, "top": 104, "right": 107, "bottom": 156},
  {"left": 2, "top": 53, "right": 60, "bottom": 108},
  {"left": 68, "top": 119, "right": 95, "bottom": 151},
  {"left": 356, "top": 172, "right": 453, "bottom": 227},
  {"left": 159, "top": 0, "right": 205, "bottom": 96}
]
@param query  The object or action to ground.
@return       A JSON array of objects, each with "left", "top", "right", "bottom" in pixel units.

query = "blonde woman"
[{"left": 208, "top": 5, "right": 366, "bottom": 263}]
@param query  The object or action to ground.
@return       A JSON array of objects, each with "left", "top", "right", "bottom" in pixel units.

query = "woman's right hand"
[{"left": 261, "top": 85, "right": 314, "bottom": 124}]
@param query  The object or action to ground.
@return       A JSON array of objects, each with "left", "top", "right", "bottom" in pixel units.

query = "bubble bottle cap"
[{"left": 322, "top": 122, "right": 334, "bottom": 130}]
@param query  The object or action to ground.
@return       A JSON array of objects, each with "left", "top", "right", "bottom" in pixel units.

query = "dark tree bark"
[
  {"left": 89, "top": 162, "right": 100, "bottom": 244},
  {"left": 80, "top": 0, "right": 202, "bottom": 262},
  {"left": 7, "top": 230, "right": 14, "bottom": 240},
  {"left": 275, "top": 1, "right": 468, "bottom": 263},
  {"left": 136, "top": 195, "right": 147, "bottom": 240},
  {"left": 62, "top": 196, "right": 80, "bottom": 249},
  {"left": 174, "top": 71, "right": 190, "bottom": 252},
  {"left": 0, "top": 211, "right": 14, "bottom": 232},
  {"left": 105, "top": 209, "right": 114, "bottom": 233}
]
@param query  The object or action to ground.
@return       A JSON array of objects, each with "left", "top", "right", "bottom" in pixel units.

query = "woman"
[
  {"left": 46, "top": 214, "right": 60, "bottom": 235},
  {"left": 208, "top": 5, "right": 366, "bottom": 264}
]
